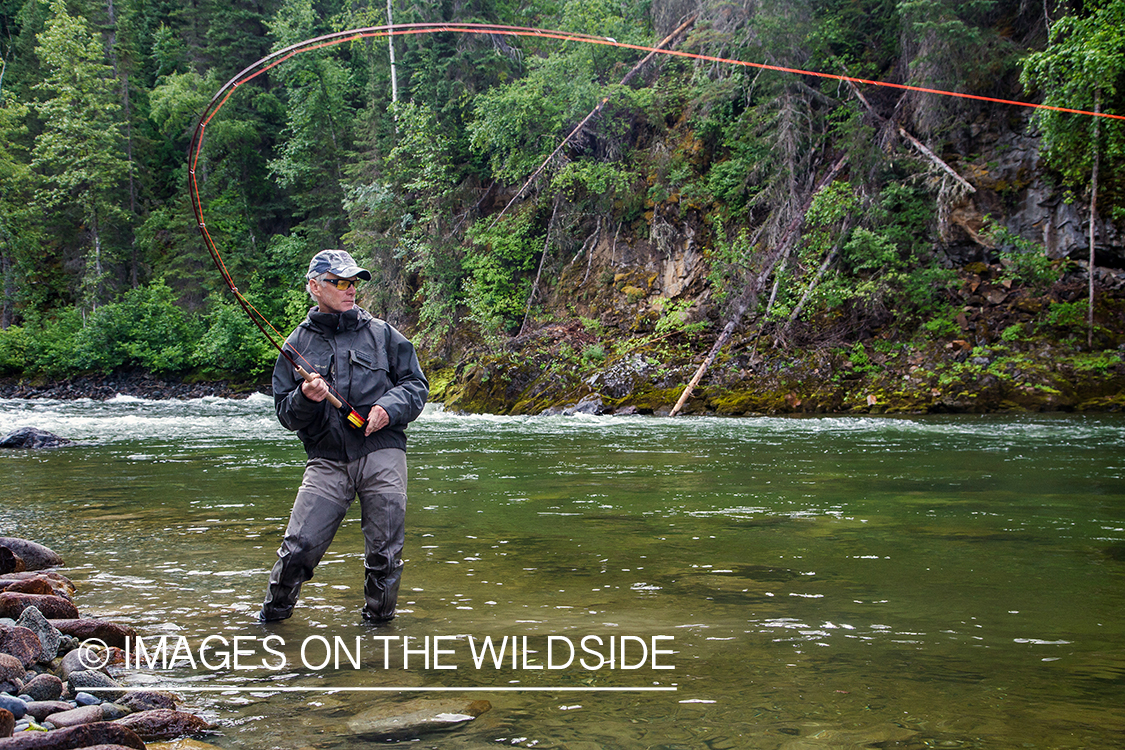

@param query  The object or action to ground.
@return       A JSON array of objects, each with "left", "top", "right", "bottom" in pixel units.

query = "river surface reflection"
[{"left": 2, "top": 395, "right": 1124, "bottom": 749}]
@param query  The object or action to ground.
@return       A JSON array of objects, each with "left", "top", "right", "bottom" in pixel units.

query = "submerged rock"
[
  {"left": 0, "top": 428, "right": 72, "bottom": 450},
  {"left": 0, "top": 541, "right": 64, "bottom": 572},
  {"left": 114, "top": 709, "right": 212, "bottom": 741},
  {"left": 346, "top": 698, "right": 492, "bottom": 740}
]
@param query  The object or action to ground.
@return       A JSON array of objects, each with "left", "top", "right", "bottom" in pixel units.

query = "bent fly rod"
[{"left": 188, "top": 22, "right": 1122, "bottom": 426}]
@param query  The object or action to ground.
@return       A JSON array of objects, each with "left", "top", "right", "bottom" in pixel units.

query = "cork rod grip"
[{"left": 294, "top": 365, "right": 344, "bottom": 409}]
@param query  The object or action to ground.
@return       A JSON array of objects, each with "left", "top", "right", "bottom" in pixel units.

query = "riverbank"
[{"left": 4, "top": 266, "right": 1124, "bottom": 415}]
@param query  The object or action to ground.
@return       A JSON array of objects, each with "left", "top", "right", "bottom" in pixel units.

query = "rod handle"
[{"left": 295, "top": 365, "right": 344, "bottom": 409}]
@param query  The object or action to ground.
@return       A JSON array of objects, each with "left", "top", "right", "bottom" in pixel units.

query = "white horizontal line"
[{"left": 82, "top": 686, "right": 677, "bottom": 693}]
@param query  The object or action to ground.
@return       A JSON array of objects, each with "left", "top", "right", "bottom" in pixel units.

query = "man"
[{"left": 259, "top": 249, "right": 429, "bottom": 623}]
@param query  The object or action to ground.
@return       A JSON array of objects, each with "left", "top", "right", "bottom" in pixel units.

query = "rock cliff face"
[{"left": 947, "top": 113, "right": 1123, "bottom": 266}]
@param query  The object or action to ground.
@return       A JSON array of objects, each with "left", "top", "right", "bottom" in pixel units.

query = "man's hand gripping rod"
[{"left": 295, "top": 365, "right": 367, "bottom": 429}]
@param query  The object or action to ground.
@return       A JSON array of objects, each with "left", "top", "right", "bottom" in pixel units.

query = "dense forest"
[{"left": 1, "top": 0, "right": 1124, "bottom": 414}]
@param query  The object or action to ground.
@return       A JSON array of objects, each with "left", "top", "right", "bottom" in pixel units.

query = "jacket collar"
[{"left": 306, "top": 306, "right": 370, "bottom": 334}]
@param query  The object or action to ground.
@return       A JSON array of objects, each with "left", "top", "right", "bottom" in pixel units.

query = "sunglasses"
[{"left": 320, "top": 277, "right": 359, "bottom": 290}]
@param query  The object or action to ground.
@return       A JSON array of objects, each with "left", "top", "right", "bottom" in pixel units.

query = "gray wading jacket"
[{"left": 273, "top": 307, "right": 429, "bottom": 462}]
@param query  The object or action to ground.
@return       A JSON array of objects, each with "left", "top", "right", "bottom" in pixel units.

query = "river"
[{"left": 2, "top": 395, "right": 1123, "bottom": 749}]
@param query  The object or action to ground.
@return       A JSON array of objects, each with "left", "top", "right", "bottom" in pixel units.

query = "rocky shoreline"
[
  {"left": 0, "top": 537, "right": 215, "bottom": 749},
  {"left": 0, "top": 373, "right": 268, "bottom": 403}
]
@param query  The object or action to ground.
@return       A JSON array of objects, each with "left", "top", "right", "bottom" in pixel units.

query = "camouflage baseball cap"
[{"left": 306, "top": 249, "right": 372, "bottom": 280}]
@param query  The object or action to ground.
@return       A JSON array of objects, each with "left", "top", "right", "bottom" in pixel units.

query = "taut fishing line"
[{"left": 188, "top": 21, "right": 1121, "bottom": 420}]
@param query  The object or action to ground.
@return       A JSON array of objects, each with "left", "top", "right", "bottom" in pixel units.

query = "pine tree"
[{"left": 31, "top": 0, "right": 129, "bottom": 309}]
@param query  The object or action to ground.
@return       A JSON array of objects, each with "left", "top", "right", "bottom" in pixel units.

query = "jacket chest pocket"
[{"left": 348, "top": 348, "right": 391, "bottom": 405}]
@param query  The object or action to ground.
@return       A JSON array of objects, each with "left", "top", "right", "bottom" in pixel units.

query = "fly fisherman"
[{"left": 259, "top": 249, "right": 429, "bottom": 623}]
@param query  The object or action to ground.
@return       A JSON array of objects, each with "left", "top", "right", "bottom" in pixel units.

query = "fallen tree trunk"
[{"left": 669, "top": 154, "right": 849, "bottom": 416}]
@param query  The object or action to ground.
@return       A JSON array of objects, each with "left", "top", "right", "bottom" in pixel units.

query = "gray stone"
[
  {"left": 67, "top": 670, "right": 125, "bottom": 702},
  {"left": 21, "top": 673, "right": 62, "bottom": 702},
  {"left": 0, "top": 540, "right": 63, "bottom": 573},
  {"left": 0, "top": 693, "right": 26, "bottom": 719},
  {"left": 40, "top": 704, "right": 102, "bottom": 728},
  {"left": 0, "top": 429, "right": 73, "bottom": 450},
  {"left": 74, "top": 692, "right": 101, "bottom": 706},
  {"left": 16, "top": 607, "right": 60, "bottom": 662},
  {"left": 564, "top": 393, "right": 606, "bottom": 415},
  {"left": 346, "top": 698, "right": 492, "bottom": 740},
  {"left": 58, "top": 648, "right": 107, "bottom": 680}
]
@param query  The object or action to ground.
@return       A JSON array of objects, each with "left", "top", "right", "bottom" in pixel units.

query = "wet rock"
[
  {"left": 22, "top": 700, "right": 71, "bottom": 722},
  {"left": 58, "top": 648, "right": 107, "bottom": 680},
  {"left": 0, "top": 653, "right": 25, "bottom": 692},
  {"left": 0, "top": 549, "right": 24, "bottom": 577},
  {"left": 564, "top": 393, "right": 606, "bottom": 415},
  {"left": 21, "top": 674, "right": 63, "bottom": 702},
  {"left": 0, "top": 593, "right": 78, "bottom": 621},
  {"left": 74, "top": 693, "right": 101, "bottom": 706},
  {"left": 0, "top": 721, "right": 146, "bottom": 749},
  {"left": 42, "top": 704, "right": 103, "bottom": 729},
  {"left": 114, "top": 709, "right": 212, "bottom": 741},
  {"left": 15, "top": 608, "right": 60, "bottom": 662},
  {"left": 49, "top": 621, "right": 134, "bottom": 650},
  {"left": 146, "top": 740, "right": 226, "bottom": 750},
  {"left": 1, "top": 573, "right": 75, "bottom": 600},
  {"left": 0, "top": 626, "right": 42, "bottom": 668},
  {"left": 0, "top": 695, "right": 25, "bottom": 721},
  {"left": 67, "top": 671, "right": 125, "bottom": 702},
  {"left": 0, "top": 541, "right": 63, "bottom": 573},
  {"left": 0, "top": 428, "right": 73, "bottom": 450},
  {"left": 346, "top": 698, "right": 492, "bottom": 740},
  {"left": 119, "top": 691, "right": 177, "bottom": 713},
  {"left": 98, "top": 703, "right": 130, "bottom": 721},
  {"left": 0, "top": 580, "right": 51, "bottom": 598},
  {"left": 0, "top": 708, "right": 11, "bottom": 738}
]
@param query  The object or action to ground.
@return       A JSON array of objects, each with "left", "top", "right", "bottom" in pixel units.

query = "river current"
[{"left": 1, "top": 395, "right": 1123, "bottom": 749}]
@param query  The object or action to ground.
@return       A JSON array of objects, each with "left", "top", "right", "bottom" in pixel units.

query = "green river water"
[{"left": 1, "top": 395, "right": 1123, "bottom": 749}]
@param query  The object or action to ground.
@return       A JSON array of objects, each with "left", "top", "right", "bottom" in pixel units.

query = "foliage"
[
  {"left": 1020, "top": 0, "right": 1125, "bottom": 221},
  {"left": 464, "top": 210, "right": 542, "bottom": 337},
  {"left": 0, "top": 0, "right": 1121, "bottom": 387}
]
